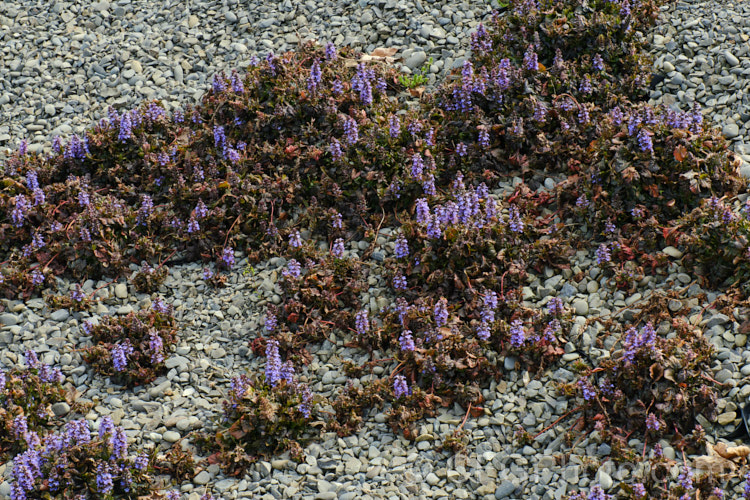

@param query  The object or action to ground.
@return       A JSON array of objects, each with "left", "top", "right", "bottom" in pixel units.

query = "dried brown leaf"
[
  {"left": 714, "top": 442, "right": 750, "bottom": 460},
  {"left": 370, "top": 47, "right": 398, "bottom": 58},
  {"left": 693, "top": 455, "right": 736, "bottom": 473}
]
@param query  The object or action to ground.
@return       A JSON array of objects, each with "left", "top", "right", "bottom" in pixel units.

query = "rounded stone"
[{"left": 163, "top": 430, "right": 181, "bottom": 443}]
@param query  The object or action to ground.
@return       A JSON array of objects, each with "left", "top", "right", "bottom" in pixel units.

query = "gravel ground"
[{"left": 2, "top": 0, "right": 750, "bottom": 498}]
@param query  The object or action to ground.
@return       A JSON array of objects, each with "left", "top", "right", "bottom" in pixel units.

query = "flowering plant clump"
[
  {"left": 131, "top": 261, "right": 169, "bottom": 294},
  {"left": 196, "top": 356, "right": 316, "bottom": 475},
  {"left": 0, "top": 41, "right": 409, "bottom": 300},
  {"left": 676, "top": 195, "right": 750, "bottom": 293},
  {"left": 327, "top": 379, "right": 387, "bottom": 437},
  {"left": 1, "top": 0, "right": 748, "bottom": 491},
  {"left": 82, "top": 307, "right": 177, "bottom": 386},
  {"left": 571, "top": 318, "right": 717, "bottom": 453},
  {"left": 276, "top": 248, "right": 367, "bottom": 347},
  {"left": 0, "top": 350, "right": 68, "bottom": 460},
  {"left": 8, "top": 417, "right": 154, "bottom": 499}
]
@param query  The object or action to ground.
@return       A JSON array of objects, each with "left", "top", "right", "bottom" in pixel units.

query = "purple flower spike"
[
  {"left": 578, "top": 378, "right": 596, "bottom": 401},
  {"left": 11, "top": 195, "right": 31, "bottom": 228},
  {"left": 325, "top": 42, "right": 337, "bottom": 61},
  {"left": 221, "top": 247, "right": 235, "bottom": 268},
  {"left": 149, "top": 332, "right": 164, "bottom": 364},
  {"left": 595, "top": 244, "right": 611, "bottom": 265},
  {"left": 389, "top": 115, "right": 401, "bottom": 138},
  {"left": 637, "top": 128, "right": 653, "bottom": 154},
  {"left": 282, "top": 259, "right": 302, "bottom": 279},
  {"left": 523, "top": 45, "right": 538, "bottom": 71},
  {"left": 509, "top": 319, "right": 525, "bottom": 347},
  {"left": 24, "top": 350, "right": 40, "bottom": 369},
  {"left": 212, "top": 73, "right": 227, "bottom": 93},
  {"left": 112, "top": 340, "right": 134, "bottom": 372},
  {"left": 645, "top": 413, "right": 660, "bottom": 431},
  {"left": 393, "top": 375, "right": 410, "bottom": 398},
  {"left": 96, "top": 463, "right": 113, "bottom": 495},
  {"left": 434, "top": 297, "right": 448, "bottom": 327},
  {"left": 399, "top": 329, "right": 415, "bottom": 351},
  {"left": 332, "top": 238, "right": 345, "bottom": 258},
  {"left": 394, "top": 233, "right": 409, "bottom": 258},
  {"left": 592, "top": 53, "right": 604, "bottom": 71},
  {"left": 393, "top": 274, "right": 407, "bottom": 291},
  {"left": 118, "top": 112, "right": 133, "bottom": 142},
  {"left": 343, "top": 116, "right": 359, "bottom": 144},
  {"left": 355, "top": 310, "right": 369, "bottom": 335},
  {"left": 230, "top": 71, "right": 245, "bottom": 93},
  {"left": 280, "top": 361, "right": 295, "bottom": 384},
  {"left": 508, "top": 205, "right": 524, "bottom": 233},
  {"left": 298, "top": 384, "right": 313, "bottom": 418},
  {"left": 12, "top": 415, "right": 28, "bottom": 439},
  {"left": 265, "top": 311, "right": 277, "bottom": 333},
  {"left": 330, "top": 138, "right": 343, "bottom": 161},
  {"left": 265, "top": 339, "right": 282, "bottom": 387},
  {"left": 478, "top": 129, "right": 490, "bottom": 149},
  {"left": 98, "top": 415, "right": 115, "bottom": 440},
  {"left": 289, "top": 230, "right": 303, "bottom": 248},
  {"left": 415, "top": 198, "right": 430, "bottom": 225},
  {"left": 477, "top": 322, "right": 491, "bottom": 341},
  {"left": 308, "top": 59, "right": 322, "bottom": 94}
]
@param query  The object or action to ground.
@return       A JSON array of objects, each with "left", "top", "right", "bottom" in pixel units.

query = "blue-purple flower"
[
  {"left": 399, "top": 329, "right": 415, "bottom": 351},
  {"left": 212, "top": 73, "right": 227, "bottom": 93},
  {"left": 11, "top": 195, "right": 30, "bottom": 227},
  {"left": 96, "top": 463, "right": 113, "bottom": 495},
  {"left": 393, "top": 273, "right": 407, "bottom": 291},
  {"left": 523, "top": 45, "right": 538, "bottom": 71},
  {"left": 298, "top": 384, "right": 313, "bottom": 418},
  {"left": 149, "top": 332, "right": 164, "bottom": 364},
  {"left": 289, "top": 230, "right": 303, "bottom": 248},
  {"left": 434, "top": 297, "right": 448, "bottom": 327},
  {"left": 308, "top": 59, "right": 322, "bottom": 94},
  {"left": 98, "top": 415, "right": 115, "bottom": 440},
  {"left": 325, "top": 42, "right": 337, "bottom": 61},
  {"left": 478, "top": 129, "right": 490, "bottom": 149},
  {"left": 25, "top": 350, "right": 39, "bottom": 369},
  {"left": 415, "top": 198, "right": 430, "bottom": 225},
  {"left": 645, "top": 413, "right": 660, "bottom": 431},
  {"left": 394, "top": 233, "right": 409, "bottom": 258},
  {"left": 595, "top": 244, "right": 611, "bottom": 265},
  {"left": 476, "top": 322, "right": 491, "bottom": 341},
  {"left": 578, "top": 379, "right": 596, "bottom": 401},
  {"left": 265, "top": 339, "right": 282, "bottom": 387},
  {"left": 282, "top": 259, "right": 302, "bottom": 279},
  {"left": 579, "top": 75, "right": 592, "bottom": 94},
  {"left": 388, "top": 115, "right": 401, "bottom": 138},
  {"left": 393, "top": 375, "right": 410, "bottom": 398},
  {"left": 592, "top": 53, "right": 604, "bottom": 71},
  {"left": 354, "top": 310, "right": 370, "bottom": 336},
  {"left": 637, "top": 128, "right": 653, "bottom": 154},
  {"left": 265, "top": 311, "right": 277, "bottom": 333},
  {"left": 118, "top": 112, "right": 133, "bottom": 142},
  {"left": 330, "top": 138, "right": 343, "bottom": 161},
  {"left": 509, "top": 319, "right": 526, "bottom": 347},
  {"left": 230, "top": 70, "right": 244, "bottom": 93},
  {"left": 343, "top": 116, "right": 359, "bottom": 144},
  {"left": 425, "top": 127, "right": 435, "bottom": 146},
  {"left": 221, "top": 247, "right": 235, "bottom": 268},
  {"left": 112, "top": 341, "right": 134, "bottom": 372},
  {"left": 332, "top": 238, "right": 345, "bottom": 258},
  {"left": 508, "top": 205, "right": 524, "bottom": 233}
]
